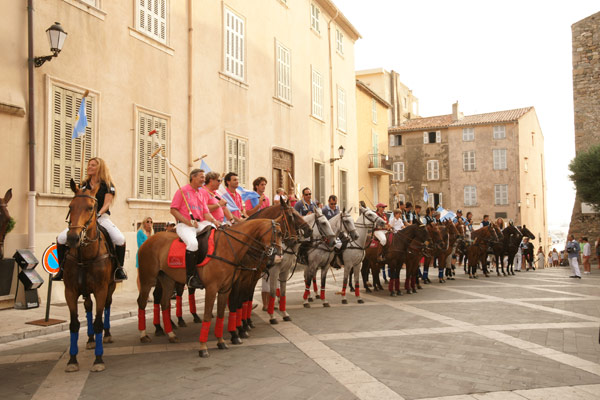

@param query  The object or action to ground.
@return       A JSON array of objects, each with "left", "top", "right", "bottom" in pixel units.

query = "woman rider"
[{"left": 53, "top": 157, "right": 128, "bottom": 282}]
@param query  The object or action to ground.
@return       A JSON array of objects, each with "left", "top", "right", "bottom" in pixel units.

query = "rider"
[
  {"left": 322, "top": 195, "right": 339, "bottom": 220},
  {"left": 375, "top": 203, "right": 391, "bottom": 261},
  {"left": 54, "top": 157, "right": 128, "bottom": 282},
  {"left": 294, "top": 187, "right": 317, "bottom": 216},
  {"left": 245, "top": 176, "right": 271, "bottom": 217},
  {"left": 223, "top": 172, "right": 246, "bottom": 220},
  {"left": 170, "top": 169, "right": 220, "bottom": 289},
  {"left": 200, "top": 171, "right": 239, "bottom": 223}
]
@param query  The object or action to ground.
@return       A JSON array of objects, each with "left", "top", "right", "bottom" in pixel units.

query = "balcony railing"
[{"left": 368, "top": 153, "right": 392, "bottom": 173}]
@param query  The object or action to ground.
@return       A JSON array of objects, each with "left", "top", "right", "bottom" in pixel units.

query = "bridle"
[{"left": 66, "top": 194, "right": 100, "bottom": 247}]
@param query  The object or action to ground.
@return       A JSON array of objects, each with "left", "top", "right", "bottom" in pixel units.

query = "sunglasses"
[
  {"left": 304, "top": 193, "right": 312, "bottom": 196},
  {"left": 146, "top": 220, "right": 153, "bottom": 224}
]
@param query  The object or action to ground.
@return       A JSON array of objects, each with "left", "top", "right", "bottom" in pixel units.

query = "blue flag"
[
  {"left": 217, "top": 187, "right": 239, "bottom": 212},
  {"left": 200, "top": 159, "right": 211, "bottom": 173},
  {"left": 236, "top": 186, "right": 260, "bottom": 208},
  {"left": 423, "top": 187, "right": 429, "bottom": 203},
  {"left": 71, "top": 97, "right": 88, "bottom": 139}
]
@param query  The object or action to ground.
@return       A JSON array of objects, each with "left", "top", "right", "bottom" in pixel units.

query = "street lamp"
[
  {"left": 34, "top": 22, "right": 67, "bottom": 68},
  {"left": 329, "top": 145, "right": 345, "bottom": 163}
]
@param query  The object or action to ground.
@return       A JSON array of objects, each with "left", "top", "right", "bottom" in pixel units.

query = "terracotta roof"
[
  {"left": 356, "top": 80, "right": 391, "bottom": 108},
  {"left": 389, "top": 107, "right": 533, "bottom": 132}
]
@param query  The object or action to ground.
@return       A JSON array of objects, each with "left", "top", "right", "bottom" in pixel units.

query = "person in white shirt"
[
  {"left": 582, "top": 237, "right": 591, "bottom": 274},
  {"left": 389, "top": 209, "right": 405, "bottom": 232}
]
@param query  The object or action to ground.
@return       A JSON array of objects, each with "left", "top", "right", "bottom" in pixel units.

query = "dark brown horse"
[
  {"left": 466, "top": 224, "right": 499, "bottom": 278},
  {"left": 0, "top": 188, "right": 13, "bottom": 260},
  {"left": 137, "top": 218, "right": 282, "bottom": 357},
  {"left": 63, "top": 180, "right": 117, "bottom": 372}
]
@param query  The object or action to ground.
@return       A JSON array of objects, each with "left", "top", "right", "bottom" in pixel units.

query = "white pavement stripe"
[
  {"left": 418, "top": 383, "right": 600, "bottom": 399},
  {"left": 31, "top": 351, "right": 93, "bottom": 400},
  {"left": 255, "top": 310, "right": 405, "bottom": 400}
]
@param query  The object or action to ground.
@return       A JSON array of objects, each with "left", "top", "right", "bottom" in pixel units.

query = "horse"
[
  {"left": 0, "top": 188, "right": 13, "bottom": 260},
  {"left": 428, "top": 219, "right": 460, "bottom": 284},
  {"left": 137, "top": 218, "right": 282, "bottom": 358},
  {"left": 301, "top": 208, "right": 336, "bottom": 308},
  {"left": 503, "top": 224, "right": 535, "bottom": 274},
  {"left": 62, "top": 180, "right": 118, "bottom": 372},
  {"left": 491, "top": 223, "right": 508, "bottom": 276},
  {"left": 466, "top": 224, "right": 499, "bottom": 278}
]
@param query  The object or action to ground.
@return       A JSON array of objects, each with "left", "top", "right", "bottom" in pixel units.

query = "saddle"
[
  {"left": 97, "top": 224, "right": 117, "bottom": 267},
  {"left": 167, "top": 227, "right": 214, "bottom": 269}
]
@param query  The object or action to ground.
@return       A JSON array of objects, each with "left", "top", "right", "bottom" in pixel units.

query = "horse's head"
[
  {"left": 66, "top": 179, "right": 99, "bottom": 248},
  {"left": 453, "top": 219, "right": 466, "bottom": 239},
  {"left": 426, "top": 223, "right": 445, "bottom": 251},
  {"left": 416, "top": 224, "right": 434, "bottom": 256},
  {"left": 492, "top": 222, "right": 504, "bottom": 241},
  {"left": 520, "top": 225, "right": 535, "bottom": 240},
  {"left": 0, "top": 188, "right": 13, "bottom": 260},
  {"left": 360, "top": 206, "right": 386, "bottom": 230},
  {"left": 340, "top": 209, "right": 359, "bottom": 241},
  {"left": 444, "top": 219, "right": 460, "bottom": 238},
  {"left": 313, "top": 208, "right": 336, "bottom": 245}
]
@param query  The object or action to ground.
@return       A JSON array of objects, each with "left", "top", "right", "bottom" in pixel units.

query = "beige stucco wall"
[{"left": 1, "top": 0, "right": 359, "bottom": 304}]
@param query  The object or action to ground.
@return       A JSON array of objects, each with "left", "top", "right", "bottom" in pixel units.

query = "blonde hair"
[
  {"left": 138, "top": 217, "right": 154, "bottom": 236},
  {"left": 85, "top": 157, "right": 116, "bottom": 198}
]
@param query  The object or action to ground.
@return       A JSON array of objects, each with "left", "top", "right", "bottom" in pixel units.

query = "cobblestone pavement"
[{"left": 1, "top": 267, "right": 600, "bottom": 399}]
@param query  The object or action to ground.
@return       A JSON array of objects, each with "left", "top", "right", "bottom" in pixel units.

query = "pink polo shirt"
[
  {"left": 245, "top": 194, "right": 270, "bottom": 213},
  {"left": 199, "top": 186, "right": 225, "bottom": 222},
  {"left": 170, "top": 184, "right": 208, "bottom": 222},
  {"left": 226, "top": 187, "right": 244, "bottom": 218}
]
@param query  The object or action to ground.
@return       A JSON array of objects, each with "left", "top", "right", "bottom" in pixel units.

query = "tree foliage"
[{"left": 569, "top": 144, "right": 600, "bottom": 212}]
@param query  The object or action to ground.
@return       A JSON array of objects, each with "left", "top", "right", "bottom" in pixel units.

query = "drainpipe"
[
  {"left": 328, "top": 9, "right": 339, "bottom": 195},
  {"left": 27, "top": 0, "right": 36, "bottom": 252},
  {"left": 187, "top": 0, "right": 193, "bottom": 169}
]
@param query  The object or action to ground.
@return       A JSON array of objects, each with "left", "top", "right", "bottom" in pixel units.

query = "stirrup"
[
  {"left": 114, "top": 267, "right": 128, "bottom": 282},
  {"left": 52, "top": 269, "right": 64, "bottom": 281},
  {"left": 187, "top": 275, "right": 204, "bottom": 290}
]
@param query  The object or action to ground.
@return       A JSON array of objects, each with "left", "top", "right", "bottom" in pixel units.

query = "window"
[
  {"left": 389, "top": 134, "right": 402, "bottom": 147},
  {"left": 371, "top": 99, "right": 377, "bottom": 123},
  {"left": 336, "top": 28, "right": 344, "bottom": 55},
  {"left": 81, "top": 0, "right": 98, "bottom": 6},
  {"left": 463, "top": 151, "right": 476, "bottom": 171},
  {"left": 493, "top": 149, "right": 507, "bottom": 170},
  {"left": 464, "top": 186, "right": 477, "bottom": 206},
  {"left": 494, "top": 184, "right": 508, "bottom": 205},
  {"left": 276, "top": 41, "right": 291, "bottom": 103},
  {"left": 313, "top": 162, "right": 325, "bottom": 205},
  {"left": 136, "top": 0, "right": 168, "bottom": 44},
  {"left": 50, "top": 86, "right": 95, "bottom": 194},
  {"left": 495, "top": 212, "right": 507, "bottom": 219},
  {"left": 224, "top": 6, "right": 245, "bottom": 81},
  {"left": 310, "top": 3, "right": 320, "bottom": 33},
  {"left": 339, "top": 170, "right": 347, "bottom": 210},
  {"left": 394, "top": 193, "right": 406, "bottom": 206},
  {"left": 393, "top": 162, "right": 404, "bottom": 182},
  {"left": 137, "top": 112, "right": 168, "bottom": 200},
  {"left": 423, "top": 131, "right": 441, "bottom": 144},
  {"left": 427, "top": 160, "right": 439, "bottom": 180},
  {"left": 462, "top": 127, "right": 474, "bottom": 141},
  {"left": 311, "top": 68, "right": 323, "bottom": 119},
  {"left": 337, "top": 86, "right": 347, "bottom": 132},
  {"left": 493, "top": 126, "right": 505, "bottom": 140},
  {"left": 226, "top": 135, "right": 248, "bottom": 187}
]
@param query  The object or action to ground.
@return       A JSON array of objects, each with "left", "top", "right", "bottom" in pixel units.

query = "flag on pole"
[
  {"left": 217, "top": 185, "right": 239, "bottom": 212},
  {"left": 423, "top": 187, "right": 429, "bottom": 203},
  {"left": 236, "top": 186, "right": 260, "bottom": 204},
  {"left": 200, "top": 159, "right": 212, "bottom": 173},
  {"left": 72, "top": 97, "right": 88, "bottom": 139}
]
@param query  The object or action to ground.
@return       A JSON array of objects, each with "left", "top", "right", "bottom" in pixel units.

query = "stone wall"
[{"left": 569, "top": 12, "right": 600, "bottom": 246}]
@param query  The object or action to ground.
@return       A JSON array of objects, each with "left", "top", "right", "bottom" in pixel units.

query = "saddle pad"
[
  {"left": 369, "top": 238, "right": 380, "bottom": 249},
  {"left": 198, "top": 230, "right": 215, "bottom": 267},
  {"left": 167, "top": 231, "right": 215, "bottom": 269}
]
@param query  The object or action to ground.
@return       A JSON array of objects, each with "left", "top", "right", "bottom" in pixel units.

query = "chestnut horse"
[
  {"left": 137, "top": 218, "right": 282, "bottom": 357},
  {"left": 62, "top": 180, "right": 117, "bottom": 372},
  {"left": 466, "top": 224, "right": 499, "bottom": 278},
  {"left": 0, "top": 188, "right": 13, "bottom": 260}
]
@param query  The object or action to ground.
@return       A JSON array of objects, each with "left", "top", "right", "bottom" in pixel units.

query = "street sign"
[{"left": 42, "top": 244, "right": 59, "bottom": 275}]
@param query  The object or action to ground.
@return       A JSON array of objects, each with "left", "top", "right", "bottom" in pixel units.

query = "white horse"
[{"left": 301, "top": 208, "right": 336, "bottom": 308}]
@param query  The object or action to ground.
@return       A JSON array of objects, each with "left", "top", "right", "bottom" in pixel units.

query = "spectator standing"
[
  {"left": 565, "top": 235, "right": 581, "bottom": 279},
  {"left": 273, "top": 187, "right": 286, "bottom": 205},
  {"left": 582, "top": 237, "right": 591, "bottom": 274},
  {"left": 536, "top": 247, "right": 545, "bottom": 269},
  {"left": 552, "top": 248, "right": 559, "bottom": 267},
  {"left": 521, "top": 237, "right": 535, "bottom": 271},
  {"left": 136, "top": 217, "right": 154, "bottom": 290},
  {"left": 288, "top": 189, "right": 298, "bottom": 207}
]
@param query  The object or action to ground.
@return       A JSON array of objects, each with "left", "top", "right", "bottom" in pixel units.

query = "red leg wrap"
[
  {"left": 355, "top": 284, "right": 360, "bottom": 297},
  {"left": 138, "top": 309, "right": 146, "bottom": 331},
  {"left": 312, "top": 279, "right": 318, "bottom": 293},
  {"left": 276, "top": 288, "right": 280, "bottom": 298},
  {"left": 214, "top": 317, "right": 224, "bottom": 338},
  {"left": 189, "top": 294, "right": 196, "bottom": 314},
  {"left": 176, "top": 296, "right": 182, "bottom": 318},
  {"left": 162, "top": 308, "right": 173, "bottom": 333},
  {"left": 227, "top": 311, "right": 237, "bottom": 332},
  {"left": 247, "top": 301, "right": 253, "bottom": 319},
  {"left": 320, "top": 289, "right": 325, "bottom": 300},
  {"left": 388, "top": 279, "right": 394, "bottom": 292},
  {"left": 303, "top": 287, "right": 310, "bottom": 300},
  {"left": 268, "top": 296, "right": 275, "bottom": 315},
  {"left": 405, "top": 278, "right": 410, "bottom": 290},
  {"left": 199, "top": 321, "right": 211, "bottom": 343},
  {"left": 153, "top": 304, "right": 160, "bottom": 325},
  {"left": 279, "top": 296, "right": 286, "bottom": 312},
  {"left": 236, "top": 309, "right": 243, "bottom": 327},
  {"left": 241, "top": 302, "right": 247, "bottom": 321},
  {"left": 395, "top": 278, "right": 400, "bottom": 291}
]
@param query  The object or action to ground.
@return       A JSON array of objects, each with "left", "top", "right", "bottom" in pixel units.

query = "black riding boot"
[
  {"left": 186, "top": 250, "right": 204, "bottom": 289},
  {"left": 114, "top": 245, "right": 128, "bottom": 282},
  {"left": 52, "top": 244, "right": 68, "bottom": 281}
]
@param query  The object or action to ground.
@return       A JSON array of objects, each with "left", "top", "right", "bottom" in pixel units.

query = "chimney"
[{"left": 452, "top": 101, "right": 463, "bottom": 121}]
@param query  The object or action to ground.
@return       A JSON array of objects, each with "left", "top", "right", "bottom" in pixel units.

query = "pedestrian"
[
  {"left": 536, "top": 246, "right": 545, "bottom": 269},
  {"left": 165, "top": 222, "right": 176, "bottom": 232},
  {"left": 521, "top": 237, "right": 535, "bottom": 271},
  {"left": 514, "top": 243, "right": 522, "bottom": 272},
  {"left": 596, "top": 237, "right": 600, "bottom": 268},
  {"left": 582, "top": 237, "right": 591, "bottom": 274},
  {"left": 287, "top": 189, "right": 298, "bottom": 207},
  {"left": 547, "top": 251, "right": 552, "bottom": 269},
  {"left": 273, "top": 187, "right": 286, "bottom": 205},
  {"left": 552, "top": 248, "right": 559, "bottom": 267},
  {"left": 565, "top": 234, "right": 582, "bottom": 279},
  {"left": 136, "top": 217, "right": 154, "bottom": 290},
  {"left": 245, "top": 176, "right": 271, "bottom": 216},
  {"left": 294, "top": 187, "right": 316, "bottom": 216},
  {"left": 322, "top": 195, "right": 339, "bottom": 220}
]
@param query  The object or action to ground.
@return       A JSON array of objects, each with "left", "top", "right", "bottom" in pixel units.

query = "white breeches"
[
  {"left": 57, "top": 214, "right": 125, "bottom": 246},
  {"left": 568, "top": 257, "right": 581, "bottom": 277},
  {"left": 176, "top": 221, "right": 213, "bottom": 252},
  {"left": 374, "top": 230, "right": 387, "bottom": 246}
]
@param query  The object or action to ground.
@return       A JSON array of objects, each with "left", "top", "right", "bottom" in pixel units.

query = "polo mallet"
[
  {"left": 151, "top": 147, "right": 194, "bottom": 222},
  {"left": 193, "top": 154, "right": 208, "bottom": 163},
  {"left": 285, "top": 169, "right": 300, "bottom": 197},
  {"left": 358, "top": 186, "right": 375, "bottom": 208},
  {"left": 151, "top": 145, "right": 189, "bottom": 177}
]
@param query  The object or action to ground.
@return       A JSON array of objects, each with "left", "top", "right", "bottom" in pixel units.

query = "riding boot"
[
  {"left": 186, "top": 250, "right": 204, "bottom": 289},
  {"left": 52, "top": 244, "right": 68, "bottom": 281},
  {"left": 114, "top": 245, "right": 128, "bottom": 281}
]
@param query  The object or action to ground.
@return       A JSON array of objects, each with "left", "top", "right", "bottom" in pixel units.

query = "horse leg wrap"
[
  {"left": 93, "top": 319, "right": 103, "bottom": 356},
  {"left": 394, "top": 278, "right": 400, "bottom": 291},
  {"left": 312, "top": 279, "right": 318, "bottom": 293},
  {"left": 405, "top": 278, "right": 410, "bottom": 290},
  {"left": 228, "top": 312, "right": 237, "bottom": 332},
  {"left": 103, "top": 307, "right": 111, "bottom": 330},
  {"left": 138, "top": 309, "right": 146, "bottom": 331},
  {"left": 303, "top": 287, "right": 310, "bottom": 300},
  {"left": 268, "top": 296, "right": 275, "bottom": 315},
  {"left": 199, "top": 321, "right": 211, "bottom": 343},
  {"left": 342, "top": 284, "right": 347, "bottom": 297},
  {"left": 153, "top": 304, "right": 160, "bottom": 325},
  {"left": 189, "top": 294, "right": 196, "bottom": 314},
  {"left": 247, "top": 301, "right": 253, "bottom": 319},
  {"left": 162, "top": 308, "right": 173, "bottom": 333},
  {"left": 438, "top": 269, "right": 444, "bottom": 278},
  {"left": 241, "top": 302, "right": 247, "bottom": 321},
  {"left": 411, "top": 276, "right": 417, "bottom": 289},
  {"left": 214, "top": 317, "right": 224, "bottom": 339},
  {"left": 388, "top": 279, "right": 394, "bottom": 292},
  {"left": 86, "top": 311, "right": 94, "bottom": 337},
  {"left": 354, "top": 284, "right": 360, "bottom": 297},
  {"left": 236, "top": 309, "right": 243, "bottom": 327},
  {"left": 276, "top": 288, "right": 281, "bottom": 298},
  {"left": 70, "top": 331, "right": 79, "bottom": 356},
  {"left": 176, "top": 296, "right": 183, "bottom": 318},
  {"left": 279, "top": 296, "right": 286, "bottom": 312},
  {"left": 320, "top": 289, "right": 325, "bottom": 301}
]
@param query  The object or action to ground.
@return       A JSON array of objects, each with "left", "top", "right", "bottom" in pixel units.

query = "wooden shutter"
[
  {"left": 137, "top": 113, "right": 152, "bottom": 198},
  {"left": 138, "top": 0, "right": 167, "bottom": 44},
  {"left": 423, "top": 132, "right": 428, "bottom": 144},
  {"left": 238, "top": 139, "right": 247, "bottom": 187},
  {"left": 436, "top": 131, "right": 441, "bottom": 143},
  {"left": 225, "top": 8, "right": 244, "bottom": 80},
  {"left": 137, "top": 112, "right": 167, "bottom": 199},
  {"left": 318, "top": 163, "right": 325, "bottom": 204}
]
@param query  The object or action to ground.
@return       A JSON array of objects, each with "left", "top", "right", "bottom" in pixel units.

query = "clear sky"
[{"left": 339, "top": 0, "right": 599, "bottom": 229}]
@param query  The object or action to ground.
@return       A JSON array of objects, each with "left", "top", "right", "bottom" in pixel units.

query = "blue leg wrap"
[
  {"left": 70, "top": 332, "right": 79, "bottom": 356},
  {"left": 104, "top": 307, "right": 111, "bottom": 330},
  {"left": 95, "top": 333, "right": 103, "bottom": 356},
  {"left": 382, "top": 268, "right": 387, "bottom": 279},
  {"left": 438, "top": 269, "right": 444, "bottom": 278},
  {"left": 86, "top": 312, "right": 93, "bottom": 336}
]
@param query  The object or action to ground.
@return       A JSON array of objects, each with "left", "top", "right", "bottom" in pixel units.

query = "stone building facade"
[{"left": 568, "top": 11, "right": 600, "bottom": 243}]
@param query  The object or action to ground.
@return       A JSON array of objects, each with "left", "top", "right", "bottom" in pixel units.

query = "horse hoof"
[
  {"left": 412, "top": 289, "right": 417, "bottom": 294},
  {"left": 168, "top": 336, "right": 180, "bottom": 343},
  {"left": 217, "top": 342, "right": 229, "bottom": 350},
  {"left": 390, "top": 292, "right": 396, "bottom": 297},
  {"left": 154, "top": 326, "right": 165, "bottom": 337},
  {"left": 417, "top": 285, "right": 423, "bottom": 289},
  {"left": 269, "top": 318, "right": 278, "bottom": 325},
  {"left": 384, "top": 279, "right": 389, "bottom": 284},
  {"left": 103, "top": 336, "right": 113, "bottom": 344},
  {"left": 342, "top": 299, "right": 348, "bottom": 304},
  {"left": 231, "top": 337, "right": 243, "bottom": 345},
  {"left": 171, "top": 320, "right": 178, "bottom": 330},
  {"left": 65, "top": 363, "right": 79, "bottom": 373},
  {"left": 323, "top": 303, "right": 330, "bottom": 308},
  {"left": 308, "top": 297, "right": 314, "bottom": 302},
  {"left": 140, "top": 335, "right": 152, "bottom": 343},
  {"left": 238, "top": 331, "right": 249, "bottom": 339},
  {"left": 365, "top": 288, "right": 372, "bottom": 293},
  {"left": 396, "top": 291, "right": 403, "bottom": 296},
  {"left": 247, "top": 320, "right": 256, "bottom": 329},
  {"left": 199, "top": 350, "right": 210, "bottom": 358},
  {"left": 86, "top": 342, "right": 95, "bottom": 349},
  {"left": 357, "top": 299, "right": 364, "bottom": 304},
  {"left": 303, "top": 303, "right": 311, "bottom": 308},
  {"left": 315, "top": 295, "right": 321, "bottom": 300},
  {"left": 283, "top": 316, "right": 292, "bottom": 322},
  {"left": 177, "top": 319, "right": 187, "bottom": 328},
  {"left": 90, "top": 363, "right": 105, "bottom": 372},
  {"left": 405, "top": 290, "right": 412, "bottom": 295},
  {"left": 193, "top": 314, "right": 202, "bottom": 323}
]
